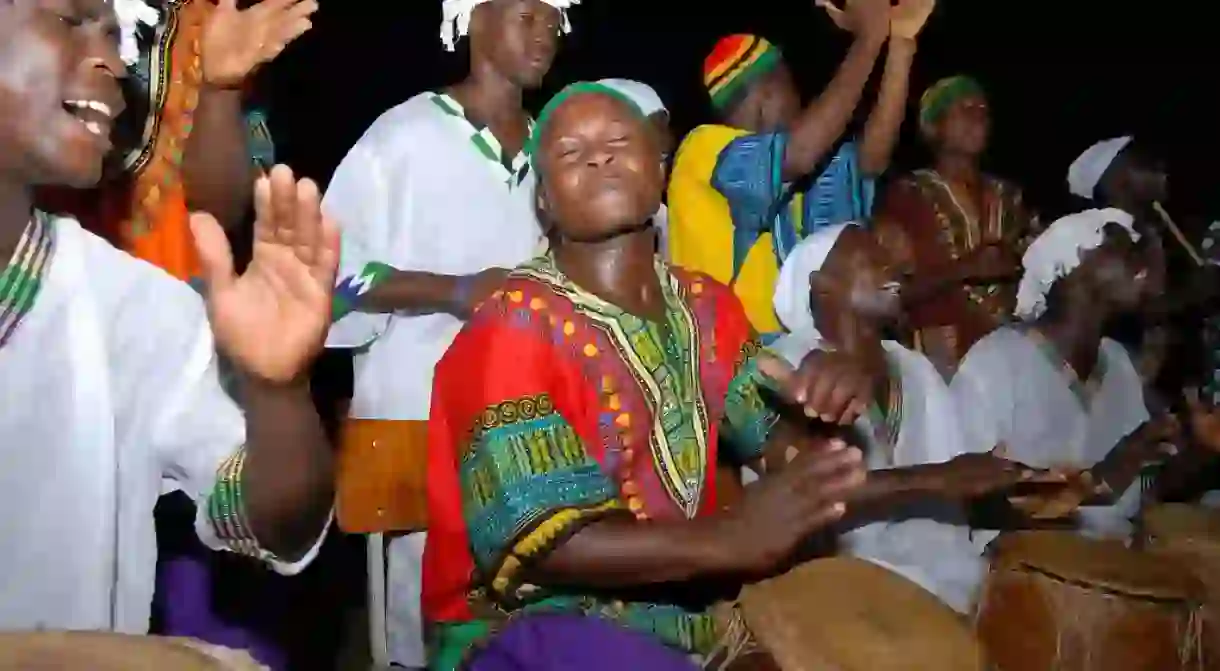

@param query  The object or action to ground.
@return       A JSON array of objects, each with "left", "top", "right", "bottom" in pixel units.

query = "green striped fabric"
[{"left": 0, "top": 211, "right": 54, "bottom": 348}]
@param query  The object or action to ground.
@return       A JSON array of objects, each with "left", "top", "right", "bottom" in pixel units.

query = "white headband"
[
  {"left": 440, "top": 0, "right": 577, "bottom": 52},
  {"left": 772, "top": 222, "right": 858, "bottom": 335},
  {"left": 1067, "top": 136, "right": 1132, "bottom": 200},
  {"left": 113, "top": 0, "right": 159, "bottom": 65},
  {"left": 1014, "top": 208, "right": 1139, "bottom": 320},
  {"left": 597, "top": 79, "right": 667, "bottom": 117}
]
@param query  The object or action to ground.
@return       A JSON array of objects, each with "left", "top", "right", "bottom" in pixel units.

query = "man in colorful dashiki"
[
  {"left": 767, "top": 222, "right": 1040, "bottom": 613},
  {"left": 949, "top": 209, "right": 1196, "bottom": 540},
  {"left": 323, "top": 1, "right": 578, "bottom": 665},
  {"left": 667, "top": 0, "right": 933, "bottom": 338},
  {"left": 598, "top": 78, "right": 674, "bottom": 257},
  {"left": 873, "top": 76, "right": 1037, "bottom": 378},
  {"left": 0, "top": 0, "right": 334, "bottom": 634},
  {"left": 40, "top": 0, "right": 311, "bottom": 283},
  {"left": 423, "top": 82, "right": 879, "bottom": 671}
]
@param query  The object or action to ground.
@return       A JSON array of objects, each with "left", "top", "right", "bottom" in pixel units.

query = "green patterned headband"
[
  {"left": 527, "top": 82, "right": 644, "bottom": 173},
  {"left": 919, "top": 75, "right": 985, "bottom": 128}
]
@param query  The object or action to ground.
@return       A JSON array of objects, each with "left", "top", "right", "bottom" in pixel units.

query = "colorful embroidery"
[
  {"left": 460, "top": 393, "right": 624, "bottom": 603},
  {"left": 865, "top": 358, "right": 905, "bottom": 461},
  {"left": 432, "top": 92, "right": 532, "bottom": 189},
  {"left": 0, "top": 212, "right": 55, "bottom": 349},
  {"left": 513, "top": 255, "right": 713, "bottom": 518},
  {"left": 332, "top": 261, "right": 396, "bottom": 321},
  {"left": 722, "top": 340, "right": 780, "bottom": 463},
  {"left": 205, "top": 447, "right": 262, "bottom": 558}
]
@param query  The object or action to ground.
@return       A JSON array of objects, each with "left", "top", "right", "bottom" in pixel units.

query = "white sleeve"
[
  {"left": 324, "top": 131, "right": 397, "bottom": 349},
  {"left": 133, "top": 280, "right": 326, "bottom": 575},
  {"left": 949, "top": 337, "right": 1012, "bottom": 455}
]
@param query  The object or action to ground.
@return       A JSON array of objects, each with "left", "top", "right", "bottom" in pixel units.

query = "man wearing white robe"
[
  {"left": 323, "top": 1, "right": 579, "bottom": 665},
  {"left": 764, "top": 222, "right": 1031, "bottom": 613}
]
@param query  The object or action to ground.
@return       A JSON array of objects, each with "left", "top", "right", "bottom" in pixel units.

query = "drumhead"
[
  {"left": 1144, "top": 504, "right": 1220, "bottom": 543},
  {"left": 989, "top": 531, "right": 1201, "bottom": 600},
  {"left": 739, "top": 557, "right": 987, "bottom": 670},
  {"left": 0, "top": 632, "right": 267, "bottom": 670}
]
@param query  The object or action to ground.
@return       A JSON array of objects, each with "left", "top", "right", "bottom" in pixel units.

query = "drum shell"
[
  {"left": 1141, "top": 504, "right": 1220, "bottom": 669},
  {"left": 0, "top": 632, "right": 266, "bottom": 670},
  {"left": 977, "top": 531, "right": 1203, "bottom": 671}
]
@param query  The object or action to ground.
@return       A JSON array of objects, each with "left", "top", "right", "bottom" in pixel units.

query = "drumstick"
[{"left": 1152, "top": 201, "right": 1205, "bottom": 267}]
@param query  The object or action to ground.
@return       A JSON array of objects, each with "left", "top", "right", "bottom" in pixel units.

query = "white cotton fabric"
[
  {"left": 1067, "top": 136, "right": 1132, "bottom": 200},
  {"left": 1014, "top": 208, "right": 1138, "bottom": 320},
  {"left": 440, "top": 0, "right": 578, "bottom": 51},
  {"left": 951, "top": 327, "right": 1149, "bottom": 540},
  {"left": 322, "top": 92, "right": 546, "bottom": 667},
  {"left": 772, "top": 221, "right": 857, "bottom": 334},
  {"left": 114, "top": 0, "right": 159, "bottom": 65},
  {"left": 0, "top": 216, "right": 323, "bottom": 633},
  {"left": 597, "top": 79, "right": 667, "bottom": 117}
]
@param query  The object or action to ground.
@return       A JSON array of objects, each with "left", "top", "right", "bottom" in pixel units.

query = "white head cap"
[
  {"left": 1067, "top": 136, "right": 1133, "bottom": 200},
  {"left": 597, "top": 79, "right": 667, "bottom": 117},
  {"left": 1014, "top": 208, "right": 1140, "bottom": 320},
  {"left": 772, "top": 222, "right": 858, "bottom": 335},
  {"left": 441, "top": 0, "right": 578, "bottom": 52},
  {"left": 113, "top": 0, "right": 159, "bottom": 66}
]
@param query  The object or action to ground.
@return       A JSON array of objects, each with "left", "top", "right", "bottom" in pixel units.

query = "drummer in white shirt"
[
  {"left": 0, "top": 0, "right": 334, "bottom": 633},
  {"left": 765, "top": 222, "right": 1036, "bottom": 613}
]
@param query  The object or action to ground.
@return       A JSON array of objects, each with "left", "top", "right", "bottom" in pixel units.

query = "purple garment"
[{"left": 467, "top": 614, "right": 698, "bottom": 671}]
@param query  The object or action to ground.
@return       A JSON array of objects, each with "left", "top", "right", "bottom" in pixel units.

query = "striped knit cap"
[
  {"left": 918, "top": 75, "right": 985, "bottom": 129},
  {"left": 703, "top": 35, "right": 782, "bottom": 113}
]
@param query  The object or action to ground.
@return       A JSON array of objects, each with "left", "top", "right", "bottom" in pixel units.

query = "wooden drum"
[
  {"left": 1141, "top": 503, "right": 1220, "bottom": 668},
  {"left": 739, "top": 557, "right": 989, "bottom": 670},
  {"left": 976, "top": 531, "right": 1204, "bottom": 670},
  {"left": 0, "top": 632, "right": 266, "bottom": 670}
]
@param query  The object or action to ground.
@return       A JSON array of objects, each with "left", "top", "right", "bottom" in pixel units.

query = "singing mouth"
[{"left": 61, "top": 99, "right": 116, "bottom": 138}]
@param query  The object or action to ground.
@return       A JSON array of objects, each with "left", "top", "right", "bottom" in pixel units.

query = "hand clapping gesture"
[
  {"left": 816, "top": 0, "right": 894, "bottom": 43},
  {"left": 889, "top": 0, "right": 936, "bottom": 40},
  {"left": 201, "top": 0, "right": 319, "bottom": 88},
  {"left": 756, "top": 350, "right": 876, "bottom": 426},
  {"left": 192, "top": 165, "right": 339, "bottom": 384}
]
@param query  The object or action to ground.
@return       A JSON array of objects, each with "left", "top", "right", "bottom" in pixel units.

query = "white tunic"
[
  {"left": 0, "top": 217, "right": 319, "bottom": 633},
  {"left": 322, "top": 92, "right": 545, "bottom": 666},
  {"left": 951, "top": 327, "right": 1149, "bottom": 539},
  {"left": 766, "top": 333, "right": 986, "bottom": 613}
]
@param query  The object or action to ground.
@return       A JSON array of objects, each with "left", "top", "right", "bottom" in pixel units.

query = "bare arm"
[
  {"left": 240, "top": 380, "right": 334, "bottom": 560},
  {"left": 357, "top": 271, "right": 464, "bottom": 315},
  {"left": 182, "top": 86, "right": 254, "bottom": 232},
  {"left": 857, "top": 38, "right": 916, "bottom": 175},
  {"left": 781, "top": 34, "right": 886, "bottom": 180}
]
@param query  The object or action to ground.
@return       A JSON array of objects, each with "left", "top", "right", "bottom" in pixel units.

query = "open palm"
[
  {"left": 192, "top": 165, "right": 339, "bottom": 384},
  {"left": 890, "top": 0, "right": 935, "bottom": 40},
  {"left": 201, "top": 0, "right": 318, "bottom": 88}
]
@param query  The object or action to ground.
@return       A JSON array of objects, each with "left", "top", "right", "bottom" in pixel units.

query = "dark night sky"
[{"left": 259, "top": 0, "right": 1216, "bottom": 227}]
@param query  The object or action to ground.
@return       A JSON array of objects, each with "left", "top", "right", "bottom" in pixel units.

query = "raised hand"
[
  {"left": 816, "top": 0, "right": 891, "bottom": 42},
  {"left": 756, "top": 349, "right": 876, "bottom": 426},
  {"left": 721, "top": 438, "right": 866, "bottom": 574},
  {"left": 192, "top": 164, "right": 339, "bottom": 384},
  {"left": 890, "top": 0, "right": 936, "bottom": 40},
  {"left": 201, "top": 0, "right": 319, "bottom": 88}
]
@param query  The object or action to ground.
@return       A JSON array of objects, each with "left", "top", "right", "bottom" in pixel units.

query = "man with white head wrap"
[
  {"left": 766, "top": 223, "right": 1035, "bottom": 613},
  {"left": 950, "top": 209, "right": 1183, "bottom": 539},
  {"left": 323, "top": 1, "right": 576, "bottom": 665},
  {"left": 597, "top": 79, "right": 675, "bottom": 256}
]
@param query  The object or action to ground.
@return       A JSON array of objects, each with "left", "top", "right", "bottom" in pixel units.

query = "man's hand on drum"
[
  {"left": 930, "top": 448, "right": 1042, "bottom": 500},
  {"left": 721, "top": 437, "right": 866, "bottom": 575},
  {"left": 756, "top": 350, "right": 875, "bottom": 426}
]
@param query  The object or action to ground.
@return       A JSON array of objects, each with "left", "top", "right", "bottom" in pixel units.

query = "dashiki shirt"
[
  {"left": 324, "top": 91, "right": 544, "bottom": 668},
  {"left": 0, "top": 213, "right": 327, "bottom": 633},
  {"left": 421, "top": 254, "right": 779, "bottom": 670},
  {"left": 875, "top": 170, "right": 1035, "bottom": 377},
  {"left": 951, "top": 326, "right": 1149, "bottom": 540},
  {"left": 667, "top": 125, "right": 875, "bottom": 337}
]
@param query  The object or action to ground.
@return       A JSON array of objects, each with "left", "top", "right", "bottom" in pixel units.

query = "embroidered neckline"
[
  {"left": 431, "top": 92, "right": 532, "bottom": 189},
  {"left": 1020, "top": 326, "right": 1108, "bottom": 407},
  {"left": 0, "top": 211, "right": 55, "bottom": 349},
  {"left": 865, "top": 356, "right": 904, "bottom": 459}
]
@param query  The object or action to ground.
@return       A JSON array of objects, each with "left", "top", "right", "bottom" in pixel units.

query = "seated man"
[
  {"left": 423, "top": 82, "right": 875, "bottom": 670},
  {"left": 950, "top": 209, "right": 1179, "bottom": 538},
  {"left": 766, "top": 222, "right": 1036, "bottom": 613},
  {"left": 0, "top": 0, "right": 334, "bottom": 632}
]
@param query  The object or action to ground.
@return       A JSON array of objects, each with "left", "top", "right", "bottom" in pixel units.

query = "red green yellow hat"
[{"left": 703, "top": 34, "right": 782, "bottom": 112}]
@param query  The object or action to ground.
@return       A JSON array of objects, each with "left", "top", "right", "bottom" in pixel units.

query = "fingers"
[
  {"left": 292, "top": 176, "right": 321, "bottom": 265},
  {"left": 251, "top": 173, "right": 274, "bottom": 243},
  {"left": 788, "top": 439, "right": 866, "bottom": 501},
  {"left": 190, "top": 211, "right": 236, "bottom": 293},
  {"left": 315, "top": 216, "right": 341, "bottom": 287},
  {"left": 216, "top": 0, "right": 238, "bottom": 11},
  {"left": 268, "top": 164, "right": 297, "bottom": 244}
]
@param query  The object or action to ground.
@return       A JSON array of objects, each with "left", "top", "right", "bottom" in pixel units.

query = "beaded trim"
[
  {"left": 205, "top": 447, "right": 262, "bottom": 557},
  {"left": 0, "top": 212, "right": 55, "bottom": 349},
  {"left": 866, "top": 359, "right": 904, "bottom": 459}
]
